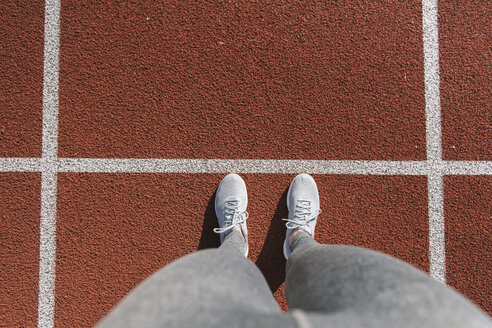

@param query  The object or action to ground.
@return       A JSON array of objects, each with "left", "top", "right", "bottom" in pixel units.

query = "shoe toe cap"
[{"left": 288, "top": 173, "right": 319, "bottom": 208}]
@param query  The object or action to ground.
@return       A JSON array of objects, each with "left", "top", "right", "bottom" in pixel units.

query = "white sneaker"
[
  {"left": 213, "top": 173, "right": 249, "bottom": 257},
  {"left": 282, "top": 173, "right": 322, "bottom": 259}
]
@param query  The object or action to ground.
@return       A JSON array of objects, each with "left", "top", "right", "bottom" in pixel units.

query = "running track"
[{"left": 0, "top": 1, "right": 490, "bottom": 327}]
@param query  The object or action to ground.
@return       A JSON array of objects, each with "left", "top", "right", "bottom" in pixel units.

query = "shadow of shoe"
[
  {"left": 255, "top": 186, "right": 288, "bottom": 293},
  {"left": 198, "top": 190, "right": 218, "bottom": 250}
]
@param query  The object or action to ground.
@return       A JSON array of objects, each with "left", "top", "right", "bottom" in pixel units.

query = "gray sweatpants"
[{"left": 97, "top": 231, "right": 490, "bottom": 328}]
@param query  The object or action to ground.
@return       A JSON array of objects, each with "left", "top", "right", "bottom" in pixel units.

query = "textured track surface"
[
  {"left": 0, "top": 173, "right": 41, "bottom": 327},
  {"left": 0, "top": 1, "right": 490, "bottom": 327},
  {"left": 439, "top": 1, "right": 491, "bottom": 160},
  {"left": 0, "top": 1, "right": 44, "bottom": 157},
  {"left": 58, "top": 0, "right": 425, "bottom": 160},
  {"left": 444, "top": 175, "right": 492, "bottom": 314}
]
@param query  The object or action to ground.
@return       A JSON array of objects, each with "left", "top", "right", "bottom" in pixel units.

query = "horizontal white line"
[
  {"left": 58, "top": 158, "right": 430, "bottom": 174},
  {"left": 57, "top": 158, "right": 492, "bottom": 175},
  {"left": 438, "top": 161, "right": 492, "bottom": 175},
  {"left": 1, "top": 158, "right": 491, "bottom": 175},
  {"left": 0, "top": 158, "right": 41, "bottom": 172}
]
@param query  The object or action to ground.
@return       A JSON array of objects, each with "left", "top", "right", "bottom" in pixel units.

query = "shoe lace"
[
  {"left": 213, "top": 200, "right": 249, "bottom": 234},
  {"left": 282, "top": 200, "right": 322, "bottom": 229}
]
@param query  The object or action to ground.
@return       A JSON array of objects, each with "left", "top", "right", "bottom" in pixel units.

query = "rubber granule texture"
[
  {"left": 445, "top": 175, "right": 492, "bottom": 315},
  {"left": 0, "top": 1, "right": 44, "bottom": 157},
  {"left": 55, "top": 173, "right": 428, "bottom": 326},
  {"left": 439, "top": 1, "right": 492, "bottom": 160},
  {"left": 58, "top": 0, "right": 425, "bottom": 160},
  {"left": 0, "top": 173, "right": 41, "bottom": 327}
]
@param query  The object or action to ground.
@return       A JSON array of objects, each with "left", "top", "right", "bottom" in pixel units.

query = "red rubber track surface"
[
  {"left": 0, "top": 0, "right": 490, "bottom": 326},
  {"left": 58, "top": 0, "right": 425, "bottom": 160},
  {"left": 439, "top": 1, "right": 491, "bottom": 160},
  {"left": 0, "top": 1, "right": 44, "bottom": 157},
  {"left": 445, "top": 176, "right": 492, "bottom": 313},
  {"left": 0, "top": 173, "right": 41, "bottom": 327}
]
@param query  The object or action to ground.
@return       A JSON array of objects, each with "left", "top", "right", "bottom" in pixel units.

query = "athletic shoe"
[
  {"left": 213, "top": 173, "right": 249, "bottom": 256},
  {"left": 282, "top": 173, "right": 322, "bottom": 259}
]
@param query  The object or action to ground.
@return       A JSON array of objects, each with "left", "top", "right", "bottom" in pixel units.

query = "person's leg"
[
  {"left": 286, "top": 231, "right": 491, "bottom": 327},
  {"left": 97, "top": 230, "right": 288, "bottom": 328},
  {"left": 218, "top": 226, "right": 246, "bottom": 253},
  {"left": 98, "top": 174, "right": 296, "bottom": 328},
  {"left": 282, "top": 174, "right": 490, "bottom": 328}
]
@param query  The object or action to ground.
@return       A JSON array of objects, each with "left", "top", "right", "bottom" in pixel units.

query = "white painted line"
[
  {"left": 41, "top": 1, "right": 60, "bottom": 162},
  {"left": 423, "top": 0, "right": 442, "bottom": 163},
  {"left": 41, "top": 21, "right": 60, "bottom": 159},
  {"left": 38, "top": 171, "right": 58, "bottom": 328},
  {"left": 0, "top": 158, "right": 41, "bottom": 172},
  {"left": 441, "top": 161, "right": 492, "bottom": 175},
  {"left": 1, "top": 157, "right": 490, "bottom": 175},
  {"left": 422, "top": 0, "right": 446, "bottom": 283},
  {"left": 427, "top": 173, "right": 445, "bottom": 282},
  {"left": 58, "top": 158, "right": 430, "bottom": 175},
  {"left": 38, "top": 0, "right": 61, "bottom": 327}
]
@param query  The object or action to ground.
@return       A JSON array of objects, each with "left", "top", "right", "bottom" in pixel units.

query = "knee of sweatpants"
[{"left": 285, "top": 245, "right": 428, "bottom": 311}]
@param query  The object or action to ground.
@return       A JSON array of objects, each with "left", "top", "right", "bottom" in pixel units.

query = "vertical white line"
[
  {"left": 42, "top": 0, "right": 60, "bottom": 162},
  {"left": 38, "top": 0, "right": 60, "bottom": 327},
  {"left": 39, "top": 172, "right": 58, "bottom": 328},
  {"left": 422, "top": 0, "right": 446, "bottom": 283},
  {"left": 427, "top": 173, "right": 445, "bottom": 282},
  {"left": 423, "top": 0, "right": 443, "bottom": 163}
]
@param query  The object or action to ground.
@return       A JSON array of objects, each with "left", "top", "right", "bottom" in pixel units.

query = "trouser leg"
[
  {"left": 285, "top": 231, "right": 491, "bottom": 328},
  {"left": 97, "top": 230, "right": 293, "bottom": 328},
  {"left": 219, "top": 228, "right": 246, "bottom": 254}
]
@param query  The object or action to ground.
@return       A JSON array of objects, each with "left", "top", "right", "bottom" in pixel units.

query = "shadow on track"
[
  {"left": 255, "top": 187, "right": 288, "bottom": 293},
  {"left": 198, "top": 190, "right": 219, "bottom": 250}
]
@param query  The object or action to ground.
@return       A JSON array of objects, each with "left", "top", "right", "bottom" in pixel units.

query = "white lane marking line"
[
  {"left": 428, "top": 172, "right": 446, "bottom": 282},
  {"left": 41, "top": 2, "right": 60, "bottom": 162},
  {"left": 440, "top": 161, "right": 492, "bottom": 175},
  {"left": 38, "top": 171, "right": 58, "bottom": 328},
  {"left": 52, "top": 158, "right": 492, "bottom": 175},
  {"left": 1, "top": 158, "right": 491, "bottom": 175},
  {"left": 38, "top": 0, "right": 61, "bottom": 327},
  {"left": 423, "top": 0, "right": 442, "bottom": 163},
  {"left": 0, "top": 158, "right": 41, "bottom": 172},
  {"left": 422, "top": 0, "right": 446, "bottom": 283},
  {"left": 57, "top": 159, "right": 429, "bottom": 174}
]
